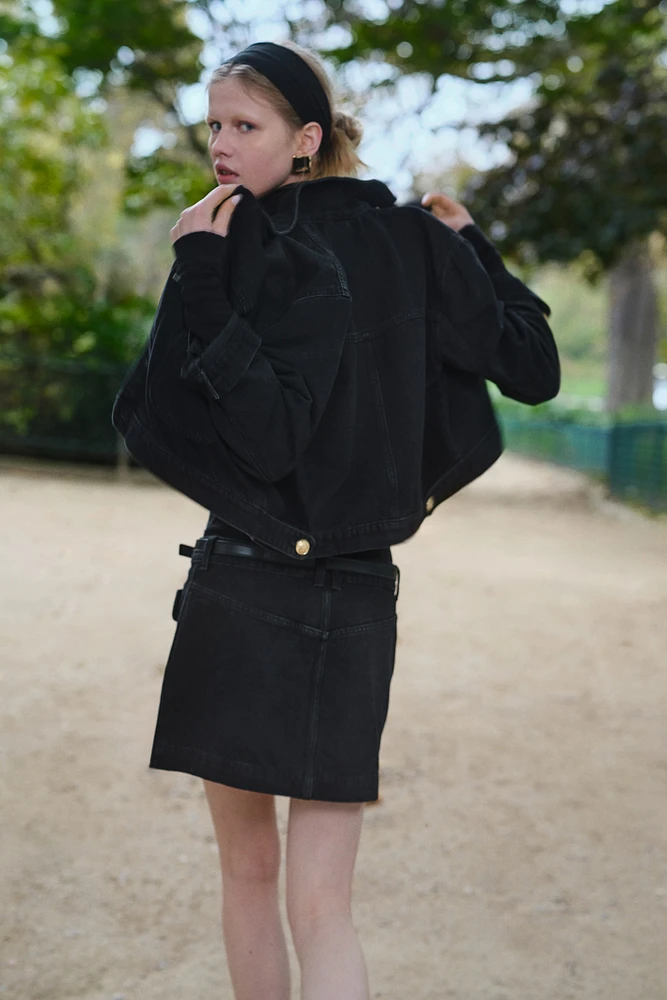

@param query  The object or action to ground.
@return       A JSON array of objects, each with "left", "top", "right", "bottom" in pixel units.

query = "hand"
[
  {"left": 170, "top": 184, "right": 243, "bottom": 244},
  {"left": 420, "top": 191, "right": 474, "bottom": 232}
]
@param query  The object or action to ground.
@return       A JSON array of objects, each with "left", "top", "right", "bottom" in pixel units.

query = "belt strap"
[{"left": 182, "top": 536, "right": 398, "bottom": 589}]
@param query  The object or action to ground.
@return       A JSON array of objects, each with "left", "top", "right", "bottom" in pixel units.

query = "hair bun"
[{"left": 333, "top": 109, "right": 363, "bottom": 147}]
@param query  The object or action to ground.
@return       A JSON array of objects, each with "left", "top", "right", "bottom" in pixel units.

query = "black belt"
[{"left": 179, "top": 536, "right": 399, "bottom": 594}]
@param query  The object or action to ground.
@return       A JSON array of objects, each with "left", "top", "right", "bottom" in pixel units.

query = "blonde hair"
[{"left": 207, "top": 40, "right": 367, "bottom": 180}]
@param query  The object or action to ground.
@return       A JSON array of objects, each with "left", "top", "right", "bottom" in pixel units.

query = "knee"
[
  {"left": 220, "top": 834, "right": 281, "bottom": 884},
  {"left": 286, "top": 881, "right": 352, "bottom": 944}
]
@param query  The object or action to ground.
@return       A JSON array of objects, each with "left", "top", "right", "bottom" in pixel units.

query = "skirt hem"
[{"left": 149, "top": 742, "right": 379, "bottom": 803}]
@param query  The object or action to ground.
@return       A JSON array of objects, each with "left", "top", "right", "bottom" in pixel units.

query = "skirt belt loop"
[
  {"left": 314, "top": 560, "right": 327, "bottom": 588},
  {"left": 196, "top": 535, "right": 215, "bottom": 572}
]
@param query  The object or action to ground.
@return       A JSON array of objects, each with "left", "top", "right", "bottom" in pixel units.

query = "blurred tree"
[
  {"left": 0, "top": 28, "right": 153, "bottom": 364},
  {"left": 0, "top": 23, "right": 157, "bottom": 443},
  {"left": 465, "top": 39, "right": 667, "bottom": 411},
  {"left": 48, "top": 0, "right": 223, "bottom": 212},
  {"left": 321, "top": 0, "right": 566, "bottom": 81}
]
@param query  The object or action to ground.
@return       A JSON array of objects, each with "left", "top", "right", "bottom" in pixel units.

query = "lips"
[{"left": 216, "top": 168, "right": 238, "bottom": 180}]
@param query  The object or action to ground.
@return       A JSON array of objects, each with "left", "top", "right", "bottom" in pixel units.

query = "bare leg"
[
  {"left": 202, "top": 779, "right": 291, "bottom": 1000},
  {"left": 285, "top": 798, "right": 369, "bottom": 1000}
]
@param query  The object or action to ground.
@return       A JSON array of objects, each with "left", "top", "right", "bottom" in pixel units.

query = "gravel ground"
[{"left": 1, "top": 452, "right": 666, "bottom": 1000}]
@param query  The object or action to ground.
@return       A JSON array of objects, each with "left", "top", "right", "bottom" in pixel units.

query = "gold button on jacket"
[
  {"left": 425, "top": 495, "right": 435, "bottom": 513},
  {"left": 295, "top": 538, "right": 311, "bottom": 556}
]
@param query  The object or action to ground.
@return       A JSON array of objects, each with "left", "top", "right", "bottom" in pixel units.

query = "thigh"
[
  {"left": 285, "top": 798, "right": 365, "bottom": 919},
  {"left": 203, "top": 779, "right": 281, "bottom": 881}
]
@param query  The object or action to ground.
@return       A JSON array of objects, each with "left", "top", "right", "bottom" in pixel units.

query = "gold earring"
[{"left": 292, "top": 154, "right": 312, "bottom": 174}]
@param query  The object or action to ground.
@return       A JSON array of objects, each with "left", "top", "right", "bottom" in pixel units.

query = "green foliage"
[
  {"left": 0, "top": 37, "right": 106, "bottom": 268},
  {"left": 0, "top": 31, "right": 156, "bottom": 360},
  {"left": 322, "top": 0, "right": 566, "bottom": 84},
  {"left": 467, "top": 51, "right": 667, "bottom": 275},
  {"left": 0, "top": 354, "right": 127, "bottom": 456},
  {"left": 0, "top": 26, "right": 156, "bottom": 445},
  {"left": 44, "top": 0, "right": 217, "bottom": 214},
  {"left": 530, "top": 263, "right": 607, "bottom": 364},
  {"left": 0, "top": 285, "right": 154, "bottom": 365},
  {"left": 123, "top": 150, "right": 214, "bottom": 215},
  {"left": 49, "top": 0, "right": 202, "bottom": 87}
]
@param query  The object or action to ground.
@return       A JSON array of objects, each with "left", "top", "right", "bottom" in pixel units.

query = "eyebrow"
[{"left": 206, "top": 112, "right": 259, "bottom": 121}]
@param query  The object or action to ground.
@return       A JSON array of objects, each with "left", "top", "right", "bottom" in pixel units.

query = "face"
[{"left": 206, "top": 76, "right": 321, "bottom": 198}]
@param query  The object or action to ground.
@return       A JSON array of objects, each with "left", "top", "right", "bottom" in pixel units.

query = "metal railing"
[
  {"left": 500, "top": 418, "right": 667, "bottom": 512},
  {"left": 0, "top": 355, "right": 129, "bottom": 464}
]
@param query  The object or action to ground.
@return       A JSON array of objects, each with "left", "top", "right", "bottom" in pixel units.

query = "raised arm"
[
  {"left": 172, "top": 228, "right": 351, "bottom": 483},
  {"left": 419, "top": 193, "right": 560, "bottom": 405}
]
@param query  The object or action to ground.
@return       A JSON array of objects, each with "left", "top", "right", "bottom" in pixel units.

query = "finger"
[
  {"left": 428, "top": 203, "right": 452, "bottom": 221},
  {"left": 214, "top": 189, "right": 242, "bottom": 215},
  {"left": 421, "top": 191, "right": 449, "bottom": 206},
  {"left": 211, "top": 191, "right": 242, "bottom": 222},
  {"left": 199, "top": 183, "right": 241, "bottom": 209},
  {"left": 181, "top": 184, "right": 238, "bottom": 224},
  {"left": 424, "top": 192, "right": 453, "bottom": 210},
  {"left": 211, "top": 192, "right": 242, "bottom": 230}
]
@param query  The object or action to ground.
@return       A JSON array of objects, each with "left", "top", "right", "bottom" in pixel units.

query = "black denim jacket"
[{"left": 111, "top": 176, "right": 559, "bottom": 558}]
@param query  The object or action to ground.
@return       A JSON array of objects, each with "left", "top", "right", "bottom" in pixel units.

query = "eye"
[{"left": 206, "top": 120, "right": 255, "bottom": 133}]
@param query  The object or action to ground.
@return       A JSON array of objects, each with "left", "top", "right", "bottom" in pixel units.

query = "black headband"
[{"left": 225, "top": 41, "right": 332, "bottom": 153}]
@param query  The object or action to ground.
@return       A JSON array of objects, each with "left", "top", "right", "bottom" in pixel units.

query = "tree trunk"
[{"left": 606, "top": 239, "right": 659, "bottom": 413}]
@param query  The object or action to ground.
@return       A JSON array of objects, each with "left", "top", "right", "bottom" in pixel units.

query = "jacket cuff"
[
  {"left": 458, "top": 224, "right": 505, "bottom": 274},
  {"left": 173, "top": 231, "right": 228, "bottom": 272}
]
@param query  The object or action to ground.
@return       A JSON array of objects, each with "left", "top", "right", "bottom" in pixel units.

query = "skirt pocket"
[
  {"left": 171, "top": 587, "right": 184, "bottom": 622},
  {"left": 153, "top": 580, "right": 322, "bottom": 780},
  {"left": 315, "top": 613, "right": 397, "bottom": 782}
]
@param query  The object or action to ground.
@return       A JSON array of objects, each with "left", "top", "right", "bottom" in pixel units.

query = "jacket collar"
[
  {"left": 223, "top": 176, "right": 396, "bottom": 314},
  {"left": 255, "top": 176, "right": 397, "bottom": 234}
]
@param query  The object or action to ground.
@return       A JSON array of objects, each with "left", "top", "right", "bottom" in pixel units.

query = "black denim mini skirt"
[{"left": 149, "top": 535, "right": 400, "bottom": 802}]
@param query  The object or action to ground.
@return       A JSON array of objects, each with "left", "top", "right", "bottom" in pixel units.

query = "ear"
[{"left": 295, "top": 121, "right": 323, "bottom": 158}]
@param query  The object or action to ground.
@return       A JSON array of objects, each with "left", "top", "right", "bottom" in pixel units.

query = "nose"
[{"left": 210, "top": 127, "right": 234, "bottom": 157}]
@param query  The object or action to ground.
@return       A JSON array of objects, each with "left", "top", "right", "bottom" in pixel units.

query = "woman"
[{"left": 112, "top": 38, "right": 559, "bottom": 1000}]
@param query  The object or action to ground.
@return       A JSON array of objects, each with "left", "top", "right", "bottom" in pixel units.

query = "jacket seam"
[
  {"left": 347, "top": 308, "right": 426, "bottom": 341},
  {"left": 366, "top": 340, "right": 400, "bottom": 518},
  {"left": 301, "top": 221, "right": 350, "bottom": 297}
]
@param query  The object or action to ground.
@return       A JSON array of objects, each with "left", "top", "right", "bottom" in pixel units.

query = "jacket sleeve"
[
  {"left": 171, "top": 230, "right": 350, "bottom": 483},
  {"left": 427, "top": 218, "right": 560, "bottom": 405}
]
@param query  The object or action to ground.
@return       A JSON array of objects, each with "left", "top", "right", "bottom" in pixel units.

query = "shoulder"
[{"left": 385, "top": 203, "right": 474, "bottom": 270}]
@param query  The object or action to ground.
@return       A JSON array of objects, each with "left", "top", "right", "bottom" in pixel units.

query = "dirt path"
[{"left": 2, "top": 454, "right": 666, "bottom": 1000}]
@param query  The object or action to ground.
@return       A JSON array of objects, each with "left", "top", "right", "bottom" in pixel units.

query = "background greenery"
[{"left": 1, "top": 0, "right": 666, "bottom": 467}]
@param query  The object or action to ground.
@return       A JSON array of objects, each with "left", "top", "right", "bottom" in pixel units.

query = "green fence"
[
  {"left": 0, "top": 355, "right": 129, "bottom": 464},
  {"left": 501, "top": 417, "right": 667, "bottom": 512},
  {"left": 499, "top": 419, "right": 610, "bottom": 474},
  {"left": 608, "top": 423, "right": 667, "bottom": 511}
]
